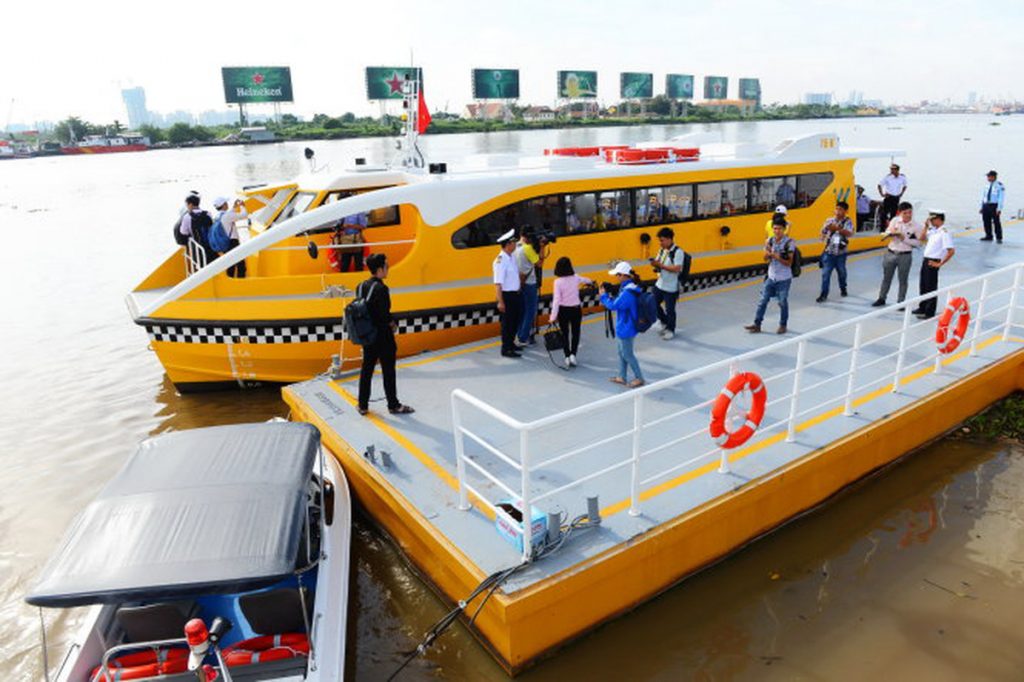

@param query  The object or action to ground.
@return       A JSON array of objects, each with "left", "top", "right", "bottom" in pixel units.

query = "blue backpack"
[
  {"left": 207, "top": 217, "right": 231, "bottom": 253},
  {"left": 632, "top": 286, "right": 660, "bottom": 333}
]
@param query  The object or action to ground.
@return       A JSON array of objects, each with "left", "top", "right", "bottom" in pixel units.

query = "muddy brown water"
[{"left": 2, "top": 117, "right": 1024, "bottom": 680}]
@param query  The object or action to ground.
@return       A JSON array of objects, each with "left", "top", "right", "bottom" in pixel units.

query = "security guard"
[
  {"left": 493, "top": 229, "right": 523, "bottom": 357},
  {"left": 980, "top": 170, "right": 1006, "bottom": 243}
]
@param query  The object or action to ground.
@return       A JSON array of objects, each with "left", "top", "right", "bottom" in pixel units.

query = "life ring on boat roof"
[
  {"left": 90, "top": 647, "right": 189, "bottom": 681},
  {"left": 935, "top": 296, "right": 970, "bottom": 354},
  {"left": 223, "top": 633, "right": 310, "bottom": 667},
  {"left": 709, "top": 372, "right": 767, "bottom": 450}
]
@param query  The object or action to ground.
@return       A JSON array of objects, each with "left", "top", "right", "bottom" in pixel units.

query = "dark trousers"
[
  {"left": 358, "top": 332, "right": 399, "bottom": 411},
  {"left": 982, "top": 203, "right": 1002, "bottom": 240},
  {"left": 881, "top": 195, "right": 900, "bottom": 228},
  {"left": 226, "top": 238, "right": 246, "bottom": 278},
  {"left": 918, "top": 259, "right": 941, "bottom": 317},
  {"left": 819, "top": 252, "right": 848, "bottom": 297},
  {"left": 653, "top": 286, "right": 679, "bottom": 332},
  {"left": 340, "top": 249, "right": 364, "bottom": 272},
  {"left": 500, "top": 290, "right": 523, "bottom": 353},
  {"left": 557, "top": 305, "right": 582, "bottom": 357}
]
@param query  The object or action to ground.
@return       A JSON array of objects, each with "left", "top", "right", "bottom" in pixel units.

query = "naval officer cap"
[
  {"left": 497, "top": 228, "right": 517, "bottom": 244},
  {"left": 928, "top": 208, "right": 945, "bottom": 218}
]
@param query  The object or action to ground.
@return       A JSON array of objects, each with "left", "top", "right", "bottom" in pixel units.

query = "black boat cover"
[{"left": 26, "top": 423, "right": 320, "bottom": 607}]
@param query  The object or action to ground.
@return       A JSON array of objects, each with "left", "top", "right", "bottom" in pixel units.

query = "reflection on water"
[{"left": 2, "top": 116, "right": 1024, "bottom": 680}]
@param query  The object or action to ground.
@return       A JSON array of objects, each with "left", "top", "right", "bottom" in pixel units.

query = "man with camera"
[
  {"left": 494, "top": 229, "right": 524, "bottom": 358},
  {"left": 649, "top": 227, "right": 686, "bottom": 340},
  {"left": 745, "top": 215, "right": 795, "bottom": 334}
]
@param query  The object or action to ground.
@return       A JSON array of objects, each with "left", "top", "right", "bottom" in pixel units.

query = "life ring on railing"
[
  {"left": 223, "top": 633, "right": 310, "bottom": 667},
  {"left": 90, "top": 648, "right": 189, "bottom": 681},
  {"left": 935, "top": 296, "right": 970, "bottom": 354},
  {"left": 709, "top": 372, "right": 767, "bottom": 450}
]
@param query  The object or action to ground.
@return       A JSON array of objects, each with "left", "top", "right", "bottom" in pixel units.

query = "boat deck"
[{"left": 284, "top": 221, "right": 1024, "bottom": 672}]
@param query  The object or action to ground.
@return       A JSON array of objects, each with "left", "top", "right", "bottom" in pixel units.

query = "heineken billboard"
[
  {"left": 365, "top": 67, "right": 424, "bottom": 100},
  {"left": 703, "top": 76, "right": 729, "bottom": 100},
  {"left": 665, "top": 74, "right": 694, "bottom": 100},
  {"left": 472, "top": 69, "right": 520, "bottom": 99},
  {"left": 738, "top": 78, "right": 762, "bottom": 102},
  {"left": 620, "top": 72, "right": 653, "bottom": 99},
  {"left": 557, "top": 70, "right": 598, "bottom": 99},
  {"left": 222, "top": 67, "right": 293, "bottom": 104}
]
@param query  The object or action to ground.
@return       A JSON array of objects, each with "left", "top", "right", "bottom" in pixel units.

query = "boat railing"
[
  {"left": 185, "top": 238, "right": 207, "bottom": 276},
  {"left": 451, "top": 261, "right": 1024, "bottom": 561}
]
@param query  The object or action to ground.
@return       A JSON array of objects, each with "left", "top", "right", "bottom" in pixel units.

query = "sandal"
[
  {"left": 389, "top": 404, "right": 415, "bottom": 415},
  {"left": 609, "top": 377, "right": 627, "bottom": 386},
  {"left": 628, "top": 379, "right": 645, "bottom": 389}
]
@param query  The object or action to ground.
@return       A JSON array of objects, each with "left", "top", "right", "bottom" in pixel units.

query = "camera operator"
[
  {"left": 601, "top": 262, "right": 645, "bottom": 388},
  {"left": 514, "top": 228, "right": 554, "bottom": 347}
]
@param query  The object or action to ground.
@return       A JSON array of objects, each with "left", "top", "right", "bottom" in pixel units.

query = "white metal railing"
[
  {"left": 451, "top": 262, "right": 1024, "bottom": 561},
  {"left": 184, "top": 237, "right": 207, "bottom": 275}
]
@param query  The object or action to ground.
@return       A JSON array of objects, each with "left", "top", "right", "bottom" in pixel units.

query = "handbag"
[{"left": 542, "top": 323, "right": 570, "bottom": 371}]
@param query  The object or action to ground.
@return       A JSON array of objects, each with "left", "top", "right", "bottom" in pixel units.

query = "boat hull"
[{"left": 62, "top": 144, "right": 148, "bottom": 155}]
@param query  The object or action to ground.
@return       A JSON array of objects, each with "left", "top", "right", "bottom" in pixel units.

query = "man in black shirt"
[{"left": 357, "top": 253, "right": 414, "bottom": 416}]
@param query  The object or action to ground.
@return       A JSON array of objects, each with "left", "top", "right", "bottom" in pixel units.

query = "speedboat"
[{"left": 25, "top": 422, "right": 350, "bottom": 682}]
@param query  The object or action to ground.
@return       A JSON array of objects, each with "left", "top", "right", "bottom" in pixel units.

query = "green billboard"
[
  {"left": 472, "top": 69, "right": 520, "bottom": 99},
  {"left": 557, "top": 71, "right": 598, "bottom": 99},
  {"left": 222, "top": 67, "right": 293, "bottom": 104},
  {"left": 738, "top": 78, "right": 761, "bottom": 102},
  {"left": 703, "top": 76, "right": 729, "bottom": 100},
  {"left": 620, "top": 72, "right": 653, "bottom": 99},
  {"left": 665, "top": 74, "right": 694, "bottom": 100},
  {"left": 365, "top": 67, "right": 424, "bottom": 100}
]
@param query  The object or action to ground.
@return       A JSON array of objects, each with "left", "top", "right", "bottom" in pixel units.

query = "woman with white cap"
[
  {"left": 600, "top": 262, "right": 645, "bottom": 388},
  {"left": 214, "top": 196, "right": 249, "bottom": 277}
]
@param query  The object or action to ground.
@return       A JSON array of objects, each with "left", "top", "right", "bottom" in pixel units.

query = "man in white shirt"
[
  {"left": 873, "top": 202, "right": 923, "bottom": 307},
  {"left": 214, "top": 197, "right": 249, "bottom": 278},
  {"left": 493, "top": 229, "right": 523, "bottom": 358},
  {"left": 877, "top": 164, "right": 907, "bottom": 228},
  {"left": 913, "top": 211, "right": 955, "bottom": 319},
  {"left": 979, "top": 170, "right": 1006, "bottom": 243}
]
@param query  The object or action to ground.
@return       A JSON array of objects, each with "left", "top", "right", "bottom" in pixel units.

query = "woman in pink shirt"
[{"left": 549, "top": 257, "right": 593, "bottom": 368}]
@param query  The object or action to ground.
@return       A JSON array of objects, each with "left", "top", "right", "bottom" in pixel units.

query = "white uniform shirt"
[
  {"left": 879, "top": 173, "right": 907, "bottom": 197},
  {"left": 218, "top": 206, "right": 249, "bottom": 240},
  {"left": 493, "top": 250, "right": 521, "bottom": 292},
  {"left": 923, "top": 226, "right": 954, "bottom": 260}
]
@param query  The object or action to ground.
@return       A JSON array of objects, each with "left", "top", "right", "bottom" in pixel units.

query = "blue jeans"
[
  {"left": 653, "top": 286, "right": 679, "bottom": 332},
  {"left": 819, "top": 252, "right": 848, "bottom": 297},
  {"left": 754, "top": 278, "right": 791, "bottom": 327},
  {"left": 518, "top": 282, "right": 539, "bottom": 343},
  {"left": 616, "top": 336, "right": 644, "bottom": 381}
]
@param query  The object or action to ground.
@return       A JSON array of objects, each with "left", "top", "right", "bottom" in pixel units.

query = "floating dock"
[{"left": 284, "top": 223, "right": 1024, "bottom": 674}]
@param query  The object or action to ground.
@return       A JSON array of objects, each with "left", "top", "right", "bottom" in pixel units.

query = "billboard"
[
  {"left": 472, "top": 69, "right": 520, "bottom": 99},
  {"left": 620, "top": 72, "right": 653, "bottom": 99},
  {"left": 222, "top": 67, "right": 293, "bottom": 104},
  {"left": 665, "top": 74, "right": 694, "bottom": 100},
  {"left": 365, "top": 67, "right": 424, "bottom": 100},
  {"left": 703, "top": 76, "right": 729, "bottom": 100},
  {"left": 557, "top": 70, "right": 598, "bottom": 99},
  {"left": 738, "top": 78, "right": 762, "bottom": 102}
]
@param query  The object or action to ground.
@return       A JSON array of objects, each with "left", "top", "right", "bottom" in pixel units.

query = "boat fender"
[
  {"left": 709, "top": 372, "right": 767, "bottom": 450},
  {"left": 936, "top": 297, "right": 970, "bottom": 354},
  {"left": 90, "top": 648, "right": 189, "bottom": 681},
  {"left": 223, "top": 633, "right": 309, "bottom": 667}
]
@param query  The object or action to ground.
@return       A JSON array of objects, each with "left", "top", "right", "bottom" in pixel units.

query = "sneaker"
[
  {"left": 871, "top": 299, "right": 886, "bottom": 307},
  {"left": 816, "top": 295, "right": 827, "bottom": 303},
  {"left": 564, "top": 356, "right": 572, "bottom": 369},
  {"left": 513, "top": 339, "right": 527, "bottom": 348},
  {"left": 568, "top": 354, "right": 578, "bottom": 367},
  {"left": 652, "top": 321, "right": 665, "bottom": 332},
  {"left": 661, "top": 330, "right": 675, "bottom": 340},
  {"left": 744, "top": 324, "right": 761, "bottom": 333},
  {"left": 777, "top": 325, "right": 787, "bottom": 334}
]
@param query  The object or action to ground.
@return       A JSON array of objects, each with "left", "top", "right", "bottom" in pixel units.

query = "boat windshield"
[
  {"left": 254, "top": 188, "right": 295, "bottom": 225},
  {"left": 273, "top": 191, "right": 319, "bottom": 225}
]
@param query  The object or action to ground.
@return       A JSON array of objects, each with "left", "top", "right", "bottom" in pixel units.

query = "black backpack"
[
  {"left": 173, "top": 215, "right": 189, "bottom": 245},
  {"left": 189, "top": 210, "right": 214, "bottom": 248},
  {"left": 344, "top": 281, "right": 379, "bottom": 346}
]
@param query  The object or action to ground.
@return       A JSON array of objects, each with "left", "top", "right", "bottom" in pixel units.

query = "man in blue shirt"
[{"left": 980, "top": 170, "right": 1006, "bottom": 243}]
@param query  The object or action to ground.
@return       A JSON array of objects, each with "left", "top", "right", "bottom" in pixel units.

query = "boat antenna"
[{"left": 392, "top": 58, "right": 426, "bottom": 170}]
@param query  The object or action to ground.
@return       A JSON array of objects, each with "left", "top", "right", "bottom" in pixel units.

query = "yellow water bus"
[{"left": 127, "top": 131, "right": 895, "bottom": 391}]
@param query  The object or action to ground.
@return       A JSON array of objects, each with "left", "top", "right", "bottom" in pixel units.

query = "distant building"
[
  {"left": 804, "top": 92, "right": 832, "bottom": 106},
  {"left": 239, "top": 127, "right": 276, "bottom": 143},
  {"left": 846, "top": 90, "right": 864, "bottom": 106},
  {"left": 463, "top": 103, "right": 508, "bottom": 120},
  {"left": 522, "top": 106, "right": 556, "bottom": 122},
  {"left": 967, "top": 91, "right": 977, "bottom": 106},
  {"left": 695, "top": 99, "right": 758, "bottom": 115},
  {"left": 198, "top": 110, "right": 239, "bottom": 126},
  {"left": 121, "top": 87, "right": 150, "bottom": 129}
]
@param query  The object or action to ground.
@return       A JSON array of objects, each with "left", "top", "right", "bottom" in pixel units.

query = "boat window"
[
  {"left": 595, "top": 190, "right": 632, "bottom": 230},
  {"left": 750, "top": 176, "right": 796, "bottom": 212},
  {"left": 795, "top": 172, "right": 833, "bottom": 208},
  {"left": 321, "top": 190, "right": 401, "bottom": 228},
  {"left": 567, "top": 193, "right": 597, "bottom": 233},
  {"left": 697, "top": 181, "right": 748, "bottom": 218},
  {"left": 664, "top": 185, "right": 694, "bottom": 221},
  {"left": 452, "top": 195, "right": 568, "bottom": 248},
  {"left": 636, "top": 188, "right": 666, "bottom": 226},
  {"left": 273, "top": 191, "right": 319, "bottom": 224},
  {"left": 253, "top": 188, "right": 295, "bottom": 225}
]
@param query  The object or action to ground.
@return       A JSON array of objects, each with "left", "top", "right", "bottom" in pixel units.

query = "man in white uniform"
[
  {"left": 913, "top": 210, "right": 955, "bottom": 319},
  {"left": 214, "top": 197, "right": 249, "bottom": 278},
  {"left": 493, "top": 229, "right": 523, "bottom": 358},
  {"left": 877, "top": 163, "right": 908, "bottom": 228}
]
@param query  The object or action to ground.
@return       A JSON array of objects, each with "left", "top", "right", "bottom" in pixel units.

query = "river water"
[{"left": 2, "top": 115, "right": 1023, "bottom": 680}]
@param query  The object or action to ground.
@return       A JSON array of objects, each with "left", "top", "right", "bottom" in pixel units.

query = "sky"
[{"left": 3, "top": 0, "right": 1023, "bottom": 126}]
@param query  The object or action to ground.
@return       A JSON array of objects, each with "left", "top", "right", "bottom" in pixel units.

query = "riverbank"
[{"left": 959, "top": 391, "right": 1024, "bottom": 440}]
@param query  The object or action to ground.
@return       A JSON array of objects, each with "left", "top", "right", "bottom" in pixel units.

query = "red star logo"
[
  {"left": 252, "top": 73, "right": 265, "bottom": 85},
  {"left": 385, "top": 72, "right": 405, "bottom": 94}
]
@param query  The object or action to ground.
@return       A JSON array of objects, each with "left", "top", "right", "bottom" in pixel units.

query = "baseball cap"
[
  {"left": 608, "top": 261, "right": 633, "bottom": 277},
  {"left": 213, "top": 196, "right": 228, "bottom": 208},
  {"left": 774, "top": 205, "right": 788, "bottom": 215}
]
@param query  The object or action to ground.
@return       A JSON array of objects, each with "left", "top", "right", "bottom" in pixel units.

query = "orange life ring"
[
  {"left": 90, "top": 648, "right": 189, "bottom": 681},
  {"left": 935, "top": 296, "right": 970, "bottom": 354},
  {"left": 223, "top": 633, "right": 310, "bottom": 667},
  {"left": 709, "top": 372, "right": 767, "bottom": 450}
]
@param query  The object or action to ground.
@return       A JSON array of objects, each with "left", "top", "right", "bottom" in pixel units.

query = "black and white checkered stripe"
[{"left": 142, "top": 265, "right": 773, "bottom": 345}]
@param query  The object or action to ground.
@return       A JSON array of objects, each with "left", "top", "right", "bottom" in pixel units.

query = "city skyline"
[{"left": 3, "top": 0, "right": 1022, "bottom": 126}]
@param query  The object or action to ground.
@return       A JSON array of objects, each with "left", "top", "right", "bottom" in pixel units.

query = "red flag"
[{"left": 417, "top": 84, "right": 431, "bottom": 134}]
